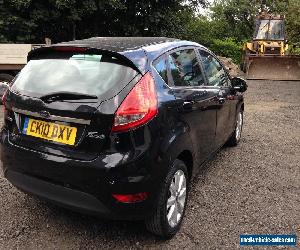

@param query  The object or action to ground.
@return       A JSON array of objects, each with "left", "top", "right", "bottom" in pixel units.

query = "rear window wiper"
[{"left": 40, "top": 91, "right": 98, "bottom": 103}]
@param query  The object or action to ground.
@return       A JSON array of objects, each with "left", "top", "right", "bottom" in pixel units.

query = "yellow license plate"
[{"left": 23, "top": 118, "right": 77, "bottom": 146}]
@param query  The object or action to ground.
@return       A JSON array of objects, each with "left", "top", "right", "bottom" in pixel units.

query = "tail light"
[
  {"left": 112, "top": 192, "right": 148, "bottom": 203},
  {"left": 112, "top": 72, "right": 158, "bottom": 132},
  {"left": 53, "top": 46, "right": 87, "bottom": 52}
]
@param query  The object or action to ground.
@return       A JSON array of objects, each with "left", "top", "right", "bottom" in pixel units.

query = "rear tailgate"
[{"left": 4, "top": 48, "right": 141, "bottom": 160}]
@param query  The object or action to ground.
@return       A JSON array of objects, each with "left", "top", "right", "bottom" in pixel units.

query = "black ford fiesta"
[{"left": 0, "top": 37, "right": 247, "bottom": 238}]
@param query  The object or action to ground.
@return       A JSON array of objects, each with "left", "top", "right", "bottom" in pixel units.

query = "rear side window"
[
  {"left": 199, "top": 50, "right": 230, "bottom": 87},
  {"left": 153, "top": 57, "right": 168, "bottom": 83},
  {"left": 168, "top": 49, "right": 205, "bottom": 87},
  {"left": 12, "top": 53, "right": 139, "bottom": 99}
]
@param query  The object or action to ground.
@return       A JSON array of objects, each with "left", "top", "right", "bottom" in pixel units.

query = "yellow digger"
[{"left": 241, "top": 13, "right": 300, "bottom": 81}]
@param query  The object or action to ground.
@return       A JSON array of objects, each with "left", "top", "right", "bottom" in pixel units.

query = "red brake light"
[
  {"left": 53, "top": 46, "right": 87, "bottom": 52},
  {"left": 112, "top": 192, "right": 148, "bottom": 203},
  {"left": 112, "top": 72, "right": 158, "bottom": 132}
]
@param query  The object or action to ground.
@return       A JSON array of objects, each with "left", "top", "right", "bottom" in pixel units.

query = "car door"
[
  {"left": 162, "top": 47, "right": 218, "bottom": 164},
  {"left": 198, "top": 49, "right": 237, "bottom": 147}
]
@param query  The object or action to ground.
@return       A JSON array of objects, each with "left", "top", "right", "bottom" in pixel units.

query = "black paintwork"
[
  {"left": 0, "top": 38, "right": 246, "bottom": 220},
  {"left": 28, "top": 37, "right": 203, "bottom": 74},
  {"left": 56, "top": 37, "right": 180, "bottom": 52}
]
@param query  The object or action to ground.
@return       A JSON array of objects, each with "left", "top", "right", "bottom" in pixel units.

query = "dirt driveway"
[{"left": 0, "top": 80, "right": 299, "bottom": 249}]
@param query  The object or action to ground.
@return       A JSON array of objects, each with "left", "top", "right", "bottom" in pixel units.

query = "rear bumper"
[
  {"left": 0, "top": 129, "right": 162, "bottom": 220},
  {"left": 6, "top": 170, "right": 111, "bottom": 216}
]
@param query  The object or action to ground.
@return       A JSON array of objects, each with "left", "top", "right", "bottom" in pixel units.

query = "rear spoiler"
[{"left": 27, "top": 46, "right": 143, "bottom": 74}]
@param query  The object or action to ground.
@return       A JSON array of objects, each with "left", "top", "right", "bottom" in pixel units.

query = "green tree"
[
  {"left": 286, "top": 0, "right": 300, "bottom": 43},
  {"left": 0, "top": 0, "right": 206, "bottom": 43}
]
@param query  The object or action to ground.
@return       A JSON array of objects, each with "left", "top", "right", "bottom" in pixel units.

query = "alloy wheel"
[
  {"left": 236, "top": 112, "right": 243, "bottom": 141},
  {"left": 166, "top": 170, "right": 187, "bottom": 228}
]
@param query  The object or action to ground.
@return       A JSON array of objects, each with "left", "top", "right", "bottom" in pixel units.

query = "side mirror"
[{"left": 231, "top": 77, "right": 247, "bottom": 92}]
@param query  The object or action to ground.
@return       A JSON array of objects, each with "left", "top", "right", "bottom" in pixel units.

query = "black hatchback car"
[{"left": 0, "top": 37, "right": 247, "bottom": 238}]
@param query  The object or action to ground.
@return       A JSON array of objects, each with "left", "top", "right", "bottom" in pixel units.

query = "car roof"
[
  {"left": 30, "top": 37, "right": 205, "bottom": 74},
  {"left": 54, "top": 37, "right": 204, "bottom": 59},
  {"left": 55, "top": 37, "right": 180, "bottom": 52}
]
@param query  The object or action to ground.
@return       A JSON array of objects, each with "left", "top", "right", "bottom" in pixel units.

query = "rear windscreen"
[{"left": 12, "top": 53, "right": 139, "bottom": 100}]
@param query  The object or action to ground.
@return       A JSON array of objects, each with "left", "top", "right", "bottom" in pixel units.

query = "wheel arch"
[
  {"left": 236, "top": 100, "right": 244, "bottom": 119},
  {"left": 0, "top": 72, "right": 17, "bottom": 79},
  {"left": 177, "top": 150, "right": 194, "bottom": 181},
  {"left": 159, "top": 126, "right": 196, "bottom": 180},
  {"left": 241, "top": 103, "right": 244, "bottom": 112}
]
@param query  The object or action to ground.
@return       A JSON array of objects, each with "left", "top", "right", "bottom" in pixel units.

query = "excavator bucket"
[{"left": 247, "top": 56, "right": 300, "bottom": 81}]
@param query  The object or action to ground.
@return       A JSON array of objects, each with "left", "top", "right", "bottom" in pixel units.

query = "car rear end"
[{"left": 0, "top": 46, "right": 164, "bottom": 219}]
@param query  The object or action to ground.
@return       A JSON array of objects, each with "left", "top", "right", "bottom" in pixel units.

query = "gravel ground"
[{"left": 0, "top": 80, "right": 299, "bottom": 249}]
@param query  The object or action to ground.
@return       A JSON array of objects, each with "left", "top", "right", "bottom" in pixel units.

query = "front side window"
[
  {"left": 199, "top": 50, "right": 230, "bottom": 87},
  {"left": 168, "top": 49, "right": 205, "bottom": 87}
]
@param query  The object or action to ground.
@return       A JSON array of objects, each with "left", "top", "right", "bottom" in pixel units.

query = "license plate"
[{"left": 23, "top": 118, "right": 77, "bottom": 146}]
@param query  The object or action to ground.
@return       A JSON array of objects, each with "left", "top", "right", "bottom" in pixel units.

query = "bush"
[
  {"left": 209, "top": 38, "right": 242, "bottom": 64},
  {"left": 295, "top": 48, "right": 300, "bottom": 55},
  {"left": 288, "top": 43, "right": 300, "bottom": 55}
]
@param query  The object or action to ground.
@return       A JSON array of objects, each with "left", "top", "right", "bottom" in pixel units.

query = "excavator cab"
[
  {"left": 242, "top": 13, "right": 300, "bottom": 81},
  {"left": 254, "top": 18, "right": 285, "bottom": 41}
]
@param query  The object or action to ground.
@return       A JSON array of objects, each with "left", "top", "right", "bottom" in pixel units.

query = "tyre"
[
  {"left": 227, "top": 110, "right": 243, "bottom": 146},
  {"left": 145, "top": 159, "right": 189, "bottom": 238},
  {"left": 0, "top": 73, "right": 14, "bottom": 84}
]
